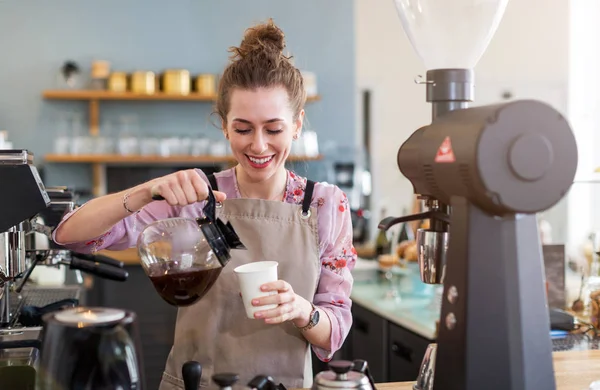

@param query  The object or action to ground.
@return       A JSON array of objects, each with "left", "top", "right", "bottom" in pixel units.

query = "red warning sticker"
[{"left": 434, "top": 136, "right": 456, "bottom": 163}]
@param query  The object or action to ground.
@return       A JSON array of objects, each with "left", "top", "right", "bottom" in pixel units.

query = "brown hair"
[{"left": 215, "top": 19, "right": 307, "bottom": 124}]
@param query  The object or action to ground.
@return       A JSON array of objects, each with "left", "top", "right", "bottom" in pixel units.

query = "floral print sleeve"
[
  {"left": 52, "top": 200, "right": 182, "bottom": 253},
  {"left": 286, "top": 173, "right": 356, "bottom": 362}
]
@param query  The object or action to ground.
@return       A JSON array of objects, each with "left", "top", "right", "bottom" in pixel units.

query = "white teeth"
[{"left": 248, "top": 156, "right": 273, "bottom": 164}]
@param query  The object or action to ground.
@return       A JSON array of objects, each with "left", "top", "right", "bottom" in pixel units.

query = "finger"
[
  {"left": 170, "top": 183, "right": 189, "bottom": 206},
  {"left": 213, "top": 190, "right": 227, "bottom": 202},
  {"left": 256, "top": 303, "right": 295, "bottom": 323},
  {"left": 152, "top": 184, "right": 178, "bottom": 206},
  {"left": 261, "top": 280, "right": 290, "bottom": 293},
  {"left": 252, "top": 292, "right": 294, "bottom": 307},
  {"left": 188, "top": 171, "right": 209, "bottom": 200},
  {"left": 180, "top": 176, "right": 199, "bottom": 204}
]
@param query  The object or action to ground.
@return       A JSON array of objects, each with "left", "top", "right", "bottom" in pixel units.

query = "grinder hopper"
[{"left": 380, "top": 0, "right": 510, "bottom": 285}]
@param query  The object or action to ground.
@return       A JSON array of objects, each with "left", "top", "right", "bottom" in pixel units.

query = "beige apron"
[{"left": 159, "top": 178, "right": 321, "bottom": 390}]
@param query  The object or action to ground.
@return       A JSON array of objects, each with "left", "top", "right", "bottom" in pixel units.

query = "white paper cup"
[{"left": 234, "top": 261, "right": 279, "bottom": 319}]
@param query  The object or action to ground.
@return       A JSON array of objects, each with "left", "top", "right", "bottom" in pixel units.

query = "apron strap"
[
  {"left": 302, "top": 180, "right": 316, "bottom": 215},
  {"left": 207, "top": 174, "right": 219, "bottom": 191}
]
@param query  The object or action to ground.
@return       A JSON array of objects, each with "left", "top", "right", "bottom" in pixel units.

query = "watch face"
[{"left": 312, "top": 309, "right": 320, "bottom": 325}]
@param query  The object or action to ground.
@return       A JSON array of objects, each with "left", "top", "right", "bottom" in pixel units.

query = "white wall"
[
  {"left": 355, "top": 0, "right": 570, "bottom": 241},
  {"left": 567, "top": 0, "right": 600, "bottom": 253}
]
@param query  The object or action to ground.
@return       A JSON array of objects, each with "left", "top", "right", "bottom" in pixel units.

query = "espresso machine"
[
  {"left": 0, "top": 149, "right": 129, "bottom": 389},
  {"left": 378, "top": 1, "right": 578, "bottom": 389}
]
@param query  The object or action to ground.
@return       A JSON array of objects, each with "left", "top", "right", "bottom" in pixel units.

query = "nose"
[{"left": 249, "top": 131, "right": 267, "bottom": 154}]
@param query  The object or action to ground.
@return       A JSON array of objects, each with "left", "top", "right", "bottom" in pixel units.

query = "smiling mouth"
[{"left": 246, "top": 155, "right": 274, "bottom": 165}]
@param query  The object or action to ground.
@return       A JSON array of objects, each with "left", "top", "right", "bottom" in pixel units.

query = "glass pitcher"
[{"left": 137, "top": 189, "right": 246, "bottom": 306}]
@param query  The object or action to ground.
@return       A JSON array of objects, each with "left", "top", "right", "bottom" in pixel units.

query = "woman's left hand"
[{"left": 252, "top": 280, "right": 311, "bottom": 326}]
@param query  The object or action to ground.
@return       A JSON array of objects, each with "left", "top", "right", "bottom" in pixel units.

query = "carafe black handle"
[
  {"left": 201, "top": 186, "right": 217, "bottom": 223},
  {"left": 182, "top": 361, "right": 202, "bottom": 390}
]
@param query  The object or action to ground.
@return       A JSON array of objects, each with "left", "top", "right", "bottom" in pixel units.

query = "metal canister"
[
  {"left": 131, "top": 71, "right": 156, "bottom": 94},
  {"left": 108, "top": 72, "right": 128, "bottom": 92},
  {"left": 194, "top": 74, "right": 216, "bottom": 96},
  {"left": 162, "top": 69, "right": 190, "bottom": 95}
]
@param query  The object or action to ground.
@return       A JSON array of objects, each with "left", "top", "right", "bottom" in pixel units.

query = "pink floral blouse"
[{"left": 53, "top": 168, "right": 357, "bottom": 361}]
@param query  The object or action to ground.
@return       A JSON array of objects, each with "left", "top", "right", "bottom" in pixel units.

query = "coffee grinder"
[{"left": 378, "top": 1, "right": 578, "bottom": 389}]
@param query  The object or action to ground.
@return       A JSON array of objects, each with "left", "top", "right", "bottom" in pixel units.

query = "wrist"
[
  {"left": 121, "top": 183, "right": 154, "bottom": 213},
  {"left": 293, "top": 297, "right": 314, "bottom": 328}
]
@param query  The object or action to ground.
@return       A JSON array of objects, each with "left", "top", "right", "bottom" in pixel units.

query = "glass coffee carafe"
[{"left": 138, "top": 189, "right": 246, "bottom": 306}]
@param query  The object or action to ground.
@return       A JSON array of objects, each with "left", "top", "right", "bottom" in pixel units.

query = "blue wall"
[{"left": 0, "top": 0, "right": 355, "bottom": 193}]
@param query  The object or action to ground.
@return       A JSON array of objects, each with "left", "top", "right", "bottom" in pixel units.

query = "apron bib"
[{"left": 159, "top": 176, "right": 320, "bottom": 389}]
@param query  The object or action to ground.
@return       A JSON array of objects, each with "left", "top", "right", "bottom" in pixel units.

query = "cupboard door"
[
  {"left": 387, "top": 322, "right": 430, "bottom": 382},
  {"left": 350, "top": 303, "right": 388, "bottom": 382}
]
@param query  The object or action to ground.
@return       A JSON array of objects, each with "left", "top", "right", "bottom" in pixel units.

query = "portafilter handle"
[
  {"left": 378, "top": 210, "right": 450, "bottom": 232},
  {"left": 378, "top": 210, "right": 450, "bottom": 285}
]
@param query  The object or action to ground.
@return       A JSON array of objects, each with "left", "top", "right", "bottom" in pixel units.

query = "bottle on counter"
[{"left": 375, "top": 208, "right": 392, "bottom": 256}]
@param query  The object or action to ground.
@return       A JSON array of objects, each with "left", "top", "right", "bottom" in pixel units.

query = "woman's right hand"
[{"left": 148, "top": 169, "right": 227, "bottom": 206}]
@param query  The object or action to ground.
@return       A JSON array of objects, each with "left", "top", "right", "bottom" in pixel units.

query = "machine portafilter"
[{"left": 377, "top": 1, "right": 578, "bottom": 389}]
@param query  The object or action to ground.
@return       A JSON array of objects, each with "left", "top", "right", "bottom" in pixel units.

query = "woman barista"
[{"left": 53, "top": 19, "right": 356, "bottom": 389}]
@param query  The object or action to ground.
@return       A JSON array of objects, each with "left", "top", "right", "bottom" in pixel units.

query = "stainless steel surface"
[
  {"left": 416, "top": 229, "right": 448, "bottom": 284},
  {"left": 313, "top": 365, "right": 373, "bottom": 390},
  {"left": 0, "top": 150, "right": 33, "bottom": 165},
  {"left": 0, "top": 223, "right": 28, "bottom": 326},
  {"left": 0, "top": 326, "right": 41, "bottom": 366},
  {"left": 1, "top": 225, "right": 27, "bottom": 279},
  {"left": 413, "top": 343, "right": 436, "bottom": 390}
]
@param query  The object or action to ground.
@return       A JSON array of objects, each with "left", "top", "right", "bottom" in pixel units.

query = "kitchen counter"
[
  {"left": 302, "top": 350, "right": 600, "bottom": 389},
  {"left": 350, "top": 259, "right": 440, "bottom": 340}
]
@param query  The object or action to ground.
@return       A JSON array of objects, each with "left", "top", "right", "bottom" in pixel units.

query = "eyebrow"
[{"left": 232, "top": 118, "right": 284, "bottom": 124}]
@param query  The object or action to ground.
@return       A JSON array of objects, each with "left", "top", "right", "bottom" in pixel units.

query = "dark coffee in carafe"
[{"left": 148, "top": 262, "right": 222, "bottom": 306}]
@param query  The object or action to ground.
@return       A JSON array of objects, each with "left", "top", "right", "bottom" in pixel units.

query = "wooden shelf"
[
  {"left": 42, "top": 89, "right": 322, "bottom": 197},
  {"left": 42, "top": 89, "right": 321, "bottom": 102},
  {"left": 44, "top": 153, "right": 323, "bottom": 164}
]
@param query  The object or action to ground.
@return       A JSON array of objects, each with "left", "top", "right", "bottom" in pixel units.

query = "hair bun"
[{"left": 233, "top": 19, "right": 286, "bottom": 60}]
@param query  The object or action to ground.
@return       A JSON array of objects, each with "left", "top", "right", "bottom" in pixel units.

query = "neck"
[{"left": 235, "top": 166, "right": 287, "bottom": 200}]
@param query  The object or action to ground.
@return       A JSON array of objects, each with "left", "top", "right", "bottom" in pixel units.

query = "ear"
[
  {"left": 222, "top": 119, "right": 229, "bottom": 139},
  {"left": 294, "top": 110, "right": 305, "bottom": 139}
]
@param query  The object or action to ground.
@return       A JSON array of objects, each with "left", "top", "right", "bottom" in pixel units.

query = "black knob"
[
  {"left": 247, "top": 375, "right": 274, "bottom": 390},
  {"left": 328, "top": 360, "right": 354, "bottom": 375},
  {"left": 212, "top": 373, "right": 240, "bottom": 389},
  {"left": 182, "top": 361, "right": 202, "bottom": 390}
]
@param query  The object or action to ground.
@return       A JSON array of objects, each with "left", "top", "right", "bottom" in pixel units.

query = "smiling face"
[{"left": 224, "top": 86, "right": 304, "bottom": 183}]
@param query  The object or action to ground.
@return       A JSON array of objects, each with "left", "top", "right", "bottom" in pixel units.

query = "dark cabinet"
[
  {"left": 387, "top": 322, "right": 430, "bottom": 382},
  {"left": 343, "top": 302, "right": 433, "bottom": 383},
  {"left": 349, "top": 303, "right": 388, "bottom": 382}
]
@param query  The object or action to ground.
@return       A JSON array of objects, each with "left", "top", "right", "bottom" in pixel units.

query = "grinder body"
[{"left": 398, "top": 100, "right": 577, "bottom": 216}]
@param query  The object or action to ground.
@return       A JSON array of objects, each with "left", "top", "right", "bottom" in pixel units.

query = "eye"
[
  {"left": 234, "top": 128, "right": 251, "bottom": 134},
  {"left": 267, "top": 129, "right": 283, "bottom": 135}
]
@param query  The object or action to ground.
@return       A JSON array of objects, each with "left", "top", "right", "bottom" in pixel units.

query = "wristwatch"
[{"left": 295, "top": 303, "right": 320, "bottom": 332}]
